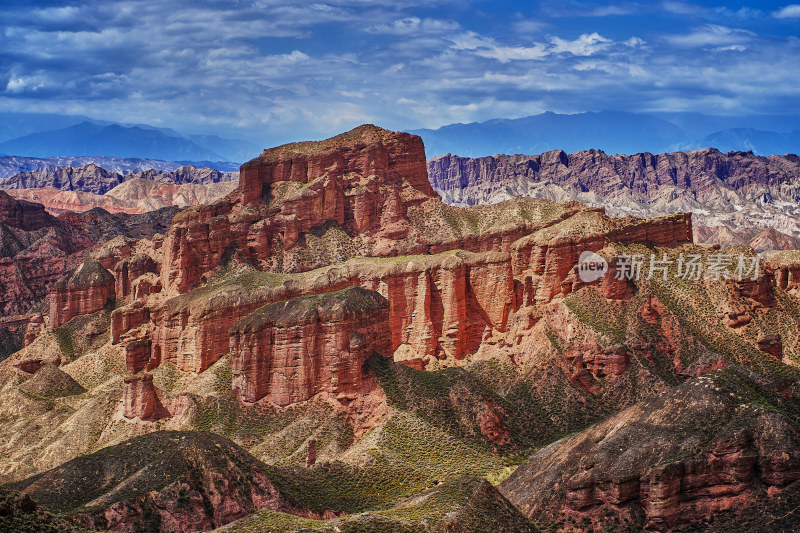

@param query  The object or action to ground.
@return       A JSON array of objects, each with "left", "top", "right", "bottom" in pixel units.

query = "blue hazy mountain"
[
  {"left": 0, "top": 112, "right": 106, "bottom": 144},
  {"left": 0, "top": 114, "right": 260, "bottom": 163},
  {"left": 410, "top": 111, "right": 800, "bottom": 158}
]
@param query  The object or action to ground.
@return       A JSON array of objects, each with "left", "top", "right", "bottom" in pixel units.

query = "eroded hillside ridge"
[
  {"left": 1, "top": 163, "right": 238, "bottom": 195},
  {"left": 429, "top": 150, "right": 800, "bottom": 250},
  {"left": 6, "top": 125, "right": 800, "bottom": 532},
  {"left": 60, "top": 124, "right": 693, "bottom": 422}
]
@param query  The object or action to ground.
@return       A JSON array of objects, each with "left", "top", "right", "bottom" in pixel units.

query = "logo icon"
[{"left": 577, "top": 251, "right": 608, "bottom": 283}]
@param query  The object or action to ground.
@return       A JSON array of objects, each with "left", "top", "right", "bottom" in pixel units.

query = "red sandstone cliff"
[
  {"left": 500, "top": 369, "right": 800, "bottom": 532},
  {"left": 0, "top": 189, "right": 54, "bottom": 230},
  {"left": 49, "top": 258, "right": 115, "bottom": 327},
  {"left": 230, "top": 286, "right": 390, "bottom": 405},
  {"left": 111, "top": 126, "right": 694, "bottom": 406}
]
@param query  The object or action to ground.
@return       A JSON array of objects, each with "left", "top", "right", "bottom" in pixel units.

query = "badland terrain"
[{"left": 1, "top": 125, "right": 799, "bottom": 532}]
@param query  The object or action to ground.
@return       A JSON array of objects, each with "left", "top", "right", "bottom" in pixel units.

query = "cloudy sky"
[{"left": 1, "top": 0, "right": 798, "bottom": 145}]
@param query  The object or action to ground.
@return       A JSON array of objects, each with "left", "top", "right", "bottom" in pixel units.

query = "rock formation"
[
  {"left": 230, "top": 286, "right": 390, "bottom": 405},
  {"left": 4, "top": 124, "right": 800, "bottom": 533},
  {"left": 49, "top": 258, "right": 115, "bottom": 327},
  {"left": 11, "top": 432, "right": 307, "bottom": 533},
  {"left": 114, "top": 253, "right": 158, "bottom": 299},
  {"left": 122, "top": 373, "right": 161, "bottom": 420},
  {"left": 428, "top": 150, "right": 800, "bottom": 251},
  {"left": 0, "top": 190, "right": 54, "bottom": 230},
  {"left": 500, "top": 368, "right": 800, "bottom": 532},
  {"left": 1, "top": 163, "right": 237, "bottom": 195},
  {"left": 5, "top": 179, "right": 238, "bottom": 215}
]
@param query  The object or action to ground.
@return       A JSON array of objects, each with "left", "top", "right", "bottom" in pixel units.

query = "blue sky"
[{"left": 1, "top": 0, "right": 799, "bottom": 146}]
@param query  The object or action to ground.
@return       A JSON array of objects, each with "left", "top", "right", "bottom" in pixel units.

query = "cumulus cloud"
[{"left": 0, "top": 0, "right": 796, "bottom": 143}]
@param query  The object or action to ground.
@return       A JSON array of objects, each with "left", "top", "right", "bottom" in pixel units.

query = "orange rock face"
[
  {"left": 49, "top": 258, "right": 115, "bottom": 327},
  {"left": 230, "top": 286, "right": 390, "bottom": 405},
  {"left": 161, "top": 126, "right": 435, "bottom": 294},
  {"left": 511, "top": 213, "right": 692, "bottom": 305}
]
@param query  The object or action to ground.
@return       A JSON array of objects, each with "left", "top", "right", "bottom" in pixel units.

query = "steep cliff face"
[
  {"left": 0, "top": 190, "right": 54, "bottom": 230},
  {"left": 230, "top": 286, "right": 390, "bottom": 405},
  {"left": 500, "top": 369, "right": 800, "bottom": 532},
  {"left": 162, "top": 125, "right": 435, "bottom": 293},
  {"left": 49, "top": 258, "right": 115, "bottom": 327},
  {"left": 429, "top": 150, "right": 800, "bottom": 251},
  {"left": 239, "top": 124, "right": 432, "bottom": 206},
  {"left": 0, "top": 194, "right": 92, "bottom": 317},
  {"left": 114, "top": 253, "right": 158, "bottom": 299}
]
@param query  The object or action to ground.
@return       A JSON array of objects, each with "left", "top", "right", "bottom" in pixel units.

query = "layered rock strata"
[
  {"left": 49, "top": 258, "right": 115, "bottom": 327},
  {"left": 230, "top": 286, "right": 390, "bottom": 405},
  {"left": 428, "top": 150, "right": 800, "bottom": 251},
  {"left": 500, "top": 370, "right": 800, "bottom": 532}
]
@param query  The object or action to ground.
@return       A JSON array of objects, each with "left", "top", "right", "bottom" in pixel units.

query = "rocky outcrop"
[
  {"left": 6, "top": 179, "right": 238, "bottom": 215},
  {"left": 429, "top": 150, "right": 800, "bottom": 251},
  {"left": 122, "top": 373, "right": 161, "bottom": 420},
  {"left": 511, "top": 212, "right": 692, "bottom": 304},
  {"left": 125, "top": 338, "right": 153, "bottom": 374},
  {"left": 114, "top": 253, "right": 158, "bottom": 299},
  {"left": 128, "top": 127, "right": 694, "bottom": 381},
  {"left": 764, "top": 250, "right": 800, "bottom": 293},
  {"left": 11, "top": 431, "right": 311, "bottom": 533},
  {"left": 162, "top": 125, "right": 436, "bottom": 293},
  {"left": 230, "top": 286, "right": 390, "bottom": 405},
  {"left": 49, "top": 258, "right": 115, "bottom": 327},
  {"left": 501, "top": 369, "right": 800, "bottom": 532},
  {"left": 239, "top": 124, "right": 432, "bottom": 206},
  {"left": 145, "top": 250, "right": 518, "bottom": 375},
  {"left": 757, "top": 334, "right": 783, "bottom": 360},
  {"left": 1, "top": 164, "right": 237, "bottom": 195},
  {"left": 0, "top": 190, "right": 54, "bottom": 230}
]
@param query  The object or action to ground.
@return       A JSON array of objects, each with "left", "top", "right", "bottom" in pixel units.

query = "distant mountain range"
[
  {"left": 2, "top": 110, "right": 797, "bottom": 166},
  {"left": 0, "top": 112, "right": 260, "bottom": 163},
  {"left": 0, "top": 155, "right": 240, "bottom": 178},
  {"left": 428, "top": 148, "right": 800, "bottom": 252},
  {"left": 409, "top": 110, "right": 800, "bottom": 158}
]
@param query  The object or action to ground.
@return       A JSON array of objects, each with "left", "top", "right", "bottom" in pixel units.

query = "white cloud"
[
  {"left": 0, "top": 0, "right": 797, "bottom": 144},
  {"left": 368, "top": 17, "right": 459, "bottom": 35},
  {"left": 550, "top": 33, "right": 611, "bottom": 56},
  {"left": 665, "top": 24, "right": 755, "bottom": 47},
  {"left": 661, "top": 1, "right": 704, "bottom": 15},
  {"left": 512, "top": 19, "right": 547, "bottom": 35},
  {"left": 588, "top": 5, "right": 635, "bottom": 16},
  {"left": 714, "top": 45, "right": 747, "bottom": 52},
  {"left": 449, "top": 32, "right": 548, "bottom": 63},
  {"left": 773, "top": 4, "right": 800, "bottom": 18}
]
